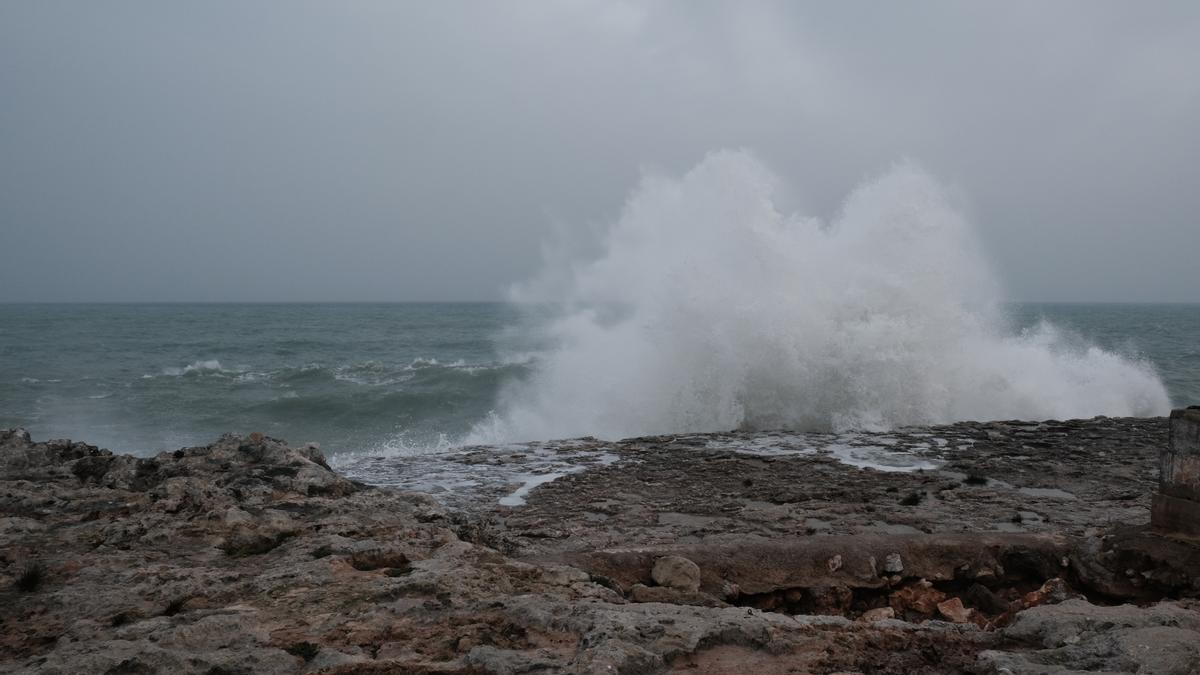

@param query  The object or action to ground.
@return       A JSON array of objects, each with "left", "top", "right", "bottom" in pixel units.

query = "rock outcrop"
[{"left": 2, "top": 418, "right": 1199, "bottom": 673}]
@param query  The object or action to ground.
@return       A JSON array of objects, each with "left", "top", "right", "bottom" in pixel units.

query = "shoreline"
[{"left": 2, "top": 417, "right": 1199, "bottom": 673}]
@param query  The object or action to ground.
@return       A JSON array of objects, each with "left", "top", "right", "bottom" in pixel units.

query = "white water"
[{"left": 471, "top": 150, "right": 1170, "bottom": 443}]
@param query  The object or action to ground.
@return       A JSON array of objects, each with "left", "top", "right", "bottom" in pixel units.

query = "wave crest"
[
  {"left": 162, "top": 359, "right": 229, "bottom": 377},
  {"left": 472, "top": 150, "right": 1170, "bottom": 443}
]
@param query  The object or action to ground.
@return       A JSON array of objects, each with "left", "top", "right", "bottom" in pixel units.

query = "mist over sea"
[{"left": 0, "top": 301, "right": 1195, "bottom": 460}]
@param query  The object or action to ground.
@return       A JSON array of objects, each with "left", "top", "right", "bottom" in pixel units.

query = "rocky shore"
[{"left": 2, "top": 418, "right": 1199, "bottom": 674}]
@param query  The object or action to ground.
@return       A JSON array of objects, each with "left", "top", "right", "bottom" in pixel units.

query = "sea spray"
[{"left": 470, "top": 150, "right": 1170, "bottom": 443}]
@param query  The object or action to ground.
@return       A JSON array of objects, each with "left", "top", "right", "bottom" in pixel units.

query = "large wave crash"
[{"left": 470, "top": 150, "right": 1170, "bottom": 443}]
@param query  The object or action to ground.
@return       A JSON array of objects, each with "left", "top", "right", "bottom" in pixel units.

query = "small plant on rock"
[
  {"left": 15, "top": 561, "right": 46, "bottom": 592},
  {"left": 285, "top": 642, "right": 321, "bottom": 661},
  {"left": 162, "top": 596, "right": 190, "bottom": 616}
]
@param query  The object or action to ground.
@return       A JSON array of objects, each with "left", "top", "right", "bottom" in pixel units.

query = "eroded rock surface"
[
  {"left": 2, "top": 418, "right": 1199, "bottom": 674},
  {"left": 483, "top": 418, "right": 1168, "bottom": 558}
]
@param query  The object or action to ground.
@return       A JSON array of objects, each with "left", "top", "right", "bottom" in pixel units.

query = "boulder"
[{"left": 652, "top": 555, "right": 701, "bottom": 592}]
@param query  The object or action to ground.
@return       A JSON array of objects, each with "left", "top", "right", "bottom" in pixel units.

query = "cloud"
[{"left": 1, "top": 0, "right": 1197, "bottom": 301}]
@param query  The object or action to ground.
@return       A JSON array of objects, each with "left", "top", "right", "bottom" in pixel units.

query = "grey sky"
[{"left": 1, "top": 1, "right": 1197, "bottom": 302}]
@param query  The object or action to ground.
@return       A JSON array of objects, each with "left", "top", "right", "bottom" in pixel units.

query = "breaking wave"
[
  {"left": 470, "top": 150, "right": 1170, "bottom": 443},
  {"left": 161, "top": 359, "right": 230, "bottom": 377}
]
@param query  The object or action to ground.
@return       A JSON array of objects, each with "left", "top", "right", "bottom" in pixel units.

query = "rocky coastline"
[{"left": 2, "top": 417, "right": 1199, "bottom": 674}]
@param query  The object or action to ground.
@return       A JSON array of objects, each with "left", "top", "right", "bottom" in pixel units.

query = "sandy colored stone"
[
  {"left": 651, "top": 554, "right": 701, "bottom": 592},
  {"left": 890, "top": 580, "right": 947, "bottom": 617},
  {"left": 859, "top": 607, "right": 896, "bottom": 622},
  {"left": 937, "top": 597, "right": 973, "bottom": 624}
]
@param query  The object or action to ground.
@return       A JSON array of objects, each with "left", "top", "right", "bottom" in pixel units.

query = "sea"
[{"left": 1, "top": 303, "right": 1197, "bottom": 465}]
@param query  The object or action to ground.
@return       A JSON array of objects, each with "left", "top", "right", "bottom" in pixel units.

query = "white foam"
[
  {"left": 162, "top": 359, "right": 228, "bottom": 376},
  {"left": 405, "top": 357, "right": 468, "bottom": 371},
  {"left": 469, "top": 150, "right": 1169, "bottom": 443},
  {"left": 328, "top": 433, "right": 460, "bottom": 468},
  {"left": 337, "top": 434, "right": 620, "bottom": 507},
  {"left": 825, "top": 443, "right": 943, "bottom": 473},
  {"left": 332, "top": 362, "right": 413, "bottom": 386},
  {"left": 234, "top": 371, "right": 270, "bottom": 383},
  {"left": 707, "top": 431, "right": 942, "bottom": 471},
  {"left": 499, "top": 471, "right": 570, "bottom": 506}
]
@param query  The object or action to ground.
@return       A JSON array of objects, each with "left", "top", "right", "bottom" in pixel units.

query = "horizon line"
[{"left": 1, "top": 299, "right": 1199, "bottom": 306}]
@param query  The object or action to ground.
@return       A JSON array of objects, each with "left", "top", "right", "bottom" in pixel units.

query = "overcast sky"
[{"left": 1, "top": 1, "right": 1197, "bottom": 302}]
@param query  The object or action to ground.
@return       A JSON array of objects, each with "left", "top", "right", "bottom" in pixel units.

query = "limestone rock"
[
  {"left": 1021, "top": 577, "right": 1069, "bottom": 609},
  {"left": 890, "top": 579, "right": 947, "bottom": 617},
  {"left": 651, "top": 555, "right": 701, "bottom": 592},
  {"left": 629, "top": 583, "right": 727, "bottom": 607},
  {"left": 859, "top": 607, "right": 895, "bottom": 622},
  {"left": 4, "top": 418, "right": 1200, "bottom": 674},
  {"left": 936, "top": 597, "right": 974, "bottom": 624},
  {"left": 980, "top": 599, "right": 1200, "bottom": 674}
]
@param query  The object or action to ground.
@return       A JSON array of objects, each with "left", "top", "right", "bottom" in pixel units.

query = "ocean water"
[
  {"left": 0, "top": 302, "right": 1196, "bottom": 459},
  {"left": 0, "top": 303, "right": 527, "bottom": 456},
  {"left": 2, "top": 154, "right": 1196, "bottom": 459}
]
